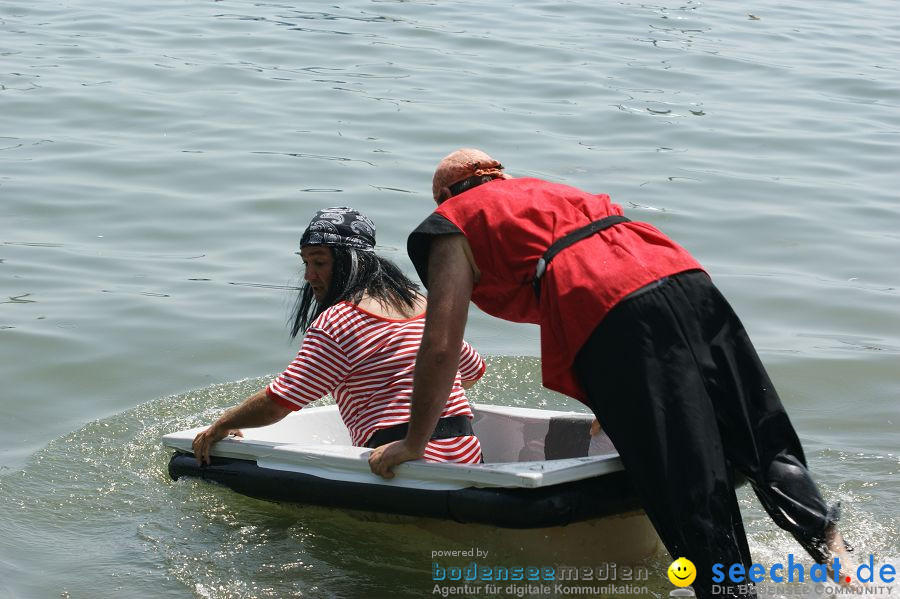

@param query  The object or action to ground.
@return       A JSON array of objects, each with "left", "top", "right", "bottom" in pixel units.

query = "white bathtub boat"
[{"left": 163, "top": 403, "right": 661, "bottom": 563}]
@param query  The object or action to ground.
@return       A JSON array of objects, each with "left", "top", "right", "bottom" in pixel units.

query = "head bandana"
[
  {"left": 432, "top": 148, "right": 508, "bottom": 202},
  {"left": 299, "top": 206, "right": 376, "bottom": 252}
]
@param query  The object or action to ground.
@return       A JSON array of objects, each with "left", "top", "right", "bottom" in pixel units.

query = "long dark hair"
[{"left": 290, "top": 246, "right": 421, "bottom": 338}]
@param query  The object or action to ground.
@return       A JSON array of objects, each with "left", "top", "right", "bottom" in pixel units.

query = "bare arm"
[
  {"left": 192, "top": 388, "right": 292, "bottom": 465},
  {"left": 368, "top": 234, "right": 475, "bottom": 477}
]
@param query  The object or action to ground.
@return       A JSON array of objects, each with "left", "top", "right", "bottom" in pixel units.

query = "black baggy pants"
[{"left": 573, "top": 270, "right": 835, "bottom": 599}]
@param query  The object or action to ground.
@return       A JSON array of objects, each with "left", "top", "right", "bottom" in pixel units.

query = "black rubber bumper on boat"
[{"left": 167, "top": 452, "right": 641, "bottom": 528}]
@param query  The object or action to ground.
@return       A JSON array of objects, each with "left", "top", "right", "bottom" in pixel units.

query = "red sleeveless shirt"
[{"left": 410, "top": 177, "right": 703, "bottom": 402}]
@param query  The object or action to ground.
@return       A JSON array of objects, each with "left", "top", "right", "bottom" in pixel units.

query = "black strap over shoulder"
[{"left": 533, "top": 215, "right": 631, "bottom": 301}]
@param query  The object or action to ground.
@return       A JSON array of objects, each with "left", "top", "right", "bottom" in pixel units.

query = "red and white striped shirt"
[{"left": 266, "top": 301, "right": 486, "bottom": 463}]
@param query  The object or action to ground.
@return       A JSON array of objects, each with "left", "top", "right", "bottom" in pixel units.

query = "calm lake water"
[{"left": 1, "top": 0, "right": 898, "bottom": 597}]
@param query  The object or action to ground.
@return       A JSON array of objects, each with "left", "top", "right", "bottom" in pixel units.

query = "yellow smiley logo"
[{"left": 667, "top": 557, "right": 697, "bottom": 587}]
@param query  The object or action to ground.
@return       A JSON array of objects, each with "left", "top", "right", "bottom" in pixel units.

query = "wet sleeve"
[
  {"left": 406, "top": 213, "right": 462, "bottom": 289},
  {"left": 266, "top": 326, "right": 351, "bottom": 410},
  {"left": 458, "top": 340, "right": 486, "bottom": 382}
]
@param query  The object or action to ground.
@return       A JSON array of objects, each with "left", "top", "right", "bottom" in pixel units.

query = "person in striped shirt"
[{"left": 192, "top": 206, "right": 485, "bottom": 466}]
